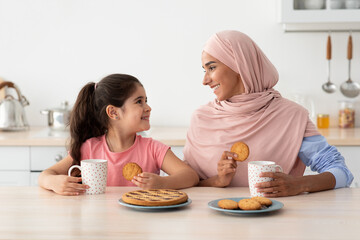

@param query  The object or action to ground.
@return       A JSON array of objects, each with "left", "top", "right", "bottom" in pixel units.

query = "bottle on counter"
[
  {"left": 317, "top": 114, "right": 330, "bottom": 129},
  {"left": 339, "top": 100, "right": 355, "bottom": 128}
]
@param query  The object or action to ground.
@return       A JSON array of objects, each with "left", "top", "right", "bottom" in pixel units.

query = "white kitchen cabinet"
[
  {"left": 0, "top": 147, "right": 30, "bottom": 170},
  {"left": 30, "top": 146, "right": 67, "bottom": 171},
  {"left": 0, "top": 147, "right": 30, "bottom": 186},
  {"left": 0, "top": 146, "right": 66, "bottom": 186},
  {"left": 279, "top": 0, "right": 360, "bottom": 31},
  {"left": 0, "top": 171, "right": 30, "bottom": 186},
  {"left": 30, "top": 172, "right": 40, "bottom": 186},
  {"left": 30, "top": 146, "right": 67, "bottom": 186}
]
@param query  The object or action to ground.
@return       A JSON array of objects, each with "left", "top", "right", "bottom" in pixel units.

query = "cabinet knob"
[{"left": 54, "top": 154, "right": 63, "bottom": 162}]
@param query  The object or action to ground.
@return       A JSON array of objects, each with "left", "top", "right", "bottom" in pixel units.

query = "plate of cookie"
[
  {"left": 119, "top": 189, "right": 192, "bottom": 210},
  {"left": 208, "top": 197, "right": 284, "bottom": 214}
]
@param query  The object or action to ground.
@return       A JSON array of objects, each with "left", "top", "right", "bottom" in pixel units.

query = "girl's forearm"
[
  {"left": 163, "top": 169, "right": 199, "bottom": 189},
  {"left": 38, "top": 170, "right": 58, "bottom": 190}
]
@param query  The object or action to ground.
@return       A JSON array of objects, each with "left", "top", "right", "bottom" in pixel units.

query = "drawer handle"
[{"left": 54, "top": 154, "right": 63, "bottom": 162}]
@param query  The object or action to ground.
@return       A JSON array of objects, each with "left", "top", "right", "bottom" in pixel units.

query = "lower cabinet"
[
  {"left": 30, "top": 146, "right": 67, "bottom": 186},
  {"left": 30, "top": 172, "right": 41, "bottom": 186},
  {"left": 0, "top": 171, "right": 30, "bottom": 186},
  {"left": 0, "top": 147, "right": 30, "bottom": 171},
  {"left": 0, "top": 146, "right": 67, "bottom": 186},
  {"left": 30, "top": 146, "right": 67, "bottom": 171},
  {"left": 0, "top": 147, "right": 30, "bottom": 186}
]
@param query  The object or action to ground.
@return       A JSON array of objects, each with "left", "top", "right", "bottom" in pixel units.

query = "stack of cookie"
[{"left": 218, "top": 197, "right": 272, "bottom": 211}]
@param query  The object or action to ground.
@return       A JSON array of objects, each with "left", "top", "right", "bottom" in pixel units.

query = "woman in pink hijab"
[{"left": 183, "top": 30, "right": 353, "bottom": 197}]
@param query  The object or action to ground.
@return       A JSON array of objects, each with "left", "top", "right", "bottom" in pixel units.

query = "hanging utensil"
[
  {"left": 340, "top": 33, "right": 360, "bottom": 98},
  {"left": 322, "top": 34, "right": 336, "bottom": 93}
]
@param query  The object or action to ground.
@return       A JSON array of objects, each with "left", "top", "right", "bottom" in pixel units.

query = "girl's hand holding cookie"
[
  {"left": 132, "top": 172, "right": 165, "bottom": 190},
  {"left": 216, "top": 151, "right": 238, "bottom": 187},
  {"left": 51, "top": 175, "right": 89, "bottom": 196}
]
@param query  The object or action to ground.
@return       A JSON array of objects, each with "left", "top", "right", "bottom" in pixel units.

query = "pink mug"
[
  {"left": 248, "top": 161, "right": 283, "bottom": 197},
  {"left": 68, "top": 159, "right": 108, "bottom": 195}
]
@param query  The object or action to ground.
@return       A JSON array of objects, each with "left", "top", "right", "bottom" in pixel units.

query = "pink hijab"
[{"left": 183, "top": 30, "right": 319, "bottom": 186}]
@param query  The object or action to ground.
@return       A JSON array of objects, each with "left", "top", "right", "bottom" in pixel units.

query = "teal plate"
[
  {"left": 208, "top": 197, "right": 284, "bottom": 214},
  {"left": 118, "top": 198, "right": 192, "bottom": 210}
]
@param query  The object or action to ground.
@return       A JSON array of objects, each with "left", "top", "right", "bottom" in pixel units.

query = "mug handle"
[
  {"left": 274, "top": 165, "right": 283, "bottom": 173},
  {"left": 68, "top": 165, "right": 81, "bottom": 176}
]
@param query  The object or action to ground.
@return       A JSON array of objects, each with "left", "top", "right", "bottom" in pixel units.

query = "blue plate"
[
  {"left": 208, "top": 197, "right": 283, "bottom": 214},
  {"left": 118, "top": 198, "right": 192, "bottom": 210}
]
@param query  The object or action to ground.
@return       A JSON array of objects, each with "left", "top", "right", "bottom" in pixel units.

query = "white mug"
[
  {"left": 248, "top": 161, "right": 283, "bottom": 197},
  {"left": 68, "top": 159, "right": 108, "bottom": 195}
]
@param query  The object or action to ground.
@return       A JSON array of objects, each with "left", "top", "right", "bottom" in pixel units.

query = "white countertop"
[{"left": 1, "top": 126, "right": 360, "bottom": 147}]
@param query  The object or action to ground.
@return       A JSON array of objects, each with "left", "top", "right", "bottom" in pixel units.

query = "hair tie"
[{"left": 94, "top": 83, "right": 98, "bottom": 90}]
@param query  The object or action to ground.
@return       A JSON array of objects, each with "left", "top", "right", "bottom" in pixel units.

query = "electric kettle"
[{"left": 0, "top": 81, "right": 29, "bottom": 131}]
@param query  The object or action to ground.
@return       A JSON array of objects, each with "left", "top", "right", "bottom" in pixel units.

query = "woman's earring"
[{"left": 115, "top": 116, "right": 119, "bottom": 120}]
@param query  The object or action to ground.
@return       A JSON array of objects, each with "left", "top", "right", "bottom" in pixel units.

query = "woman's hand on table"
[
  {"left": 215, "top": 151, "right": 238, "bottom": 187},
  {"left": 51, "top": 175, "right": 89, "bottom": 196},
  {"left": 255, "top": 172, "right": 303, "bottom": 197}
]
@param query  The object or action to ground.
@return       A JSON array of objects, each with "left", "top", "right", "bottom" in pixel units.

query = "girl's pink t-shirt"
[{"left": 80, "top": 134, "right": 170, "bottom": 186}]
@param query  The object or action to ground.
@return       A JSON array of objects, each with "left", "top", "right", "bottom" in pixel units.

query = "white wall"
[{"left": 0, "top": 0, "right": 359, "bottom": 127}]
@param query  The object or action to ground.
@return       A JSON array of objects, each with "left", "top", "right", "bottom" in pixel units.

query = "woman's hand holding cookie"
[
  {"left": 216, "top": 151, "right": 238, "bottom": 187},
  {"left": 255, "top": 172, "right": 303, "bottom": 197},
  {"left": 132, "top": 172, "right": 165, "bottom": 190}
]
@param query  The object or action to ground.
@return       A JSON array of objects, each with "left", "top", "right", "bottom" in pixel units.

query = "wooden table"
[{"left": 0, "top": 187, "right": 359, "bottom": 240}]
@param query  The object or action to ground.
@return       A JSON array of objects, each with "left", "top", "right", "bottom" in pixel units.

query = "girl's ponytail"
[{"left": 69, "top": 82, "right": 106, "bottom": 167}]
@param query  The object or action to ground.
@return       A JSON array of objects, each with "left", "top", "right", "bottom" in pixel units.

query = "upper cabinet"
[{"left": 279, "top": 0, "right": 360, "bottom": 32}]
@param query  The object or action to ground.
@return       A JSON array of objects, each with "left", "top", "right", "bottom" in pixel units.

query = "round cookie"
[
  {"left": 122, "top": 162, "right": 142, "bottom": 181},
  {"left": 230, "top": 142, "right": 249, "bottom": 161},
  {"left": 217, "top": 199, "right": 239, "bottom": 210},
  {"left": 238, "top": 198, "right": 262, "bottom": 210},
  {"left": 251, "top": 196, "right": 272, "bottom": 206}
]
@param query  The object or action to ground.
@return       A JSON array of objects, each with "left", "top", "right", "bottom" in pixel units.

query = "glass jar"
[
  {"left": 317, "top": 114, "right": 330, "bottom": 129},
  {"left": 338, "top": 100, "right": 355, "bottom": 128}
]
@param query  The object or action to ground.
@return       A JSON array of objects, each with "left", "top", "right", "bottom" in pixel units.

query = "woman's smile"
[{"left": 212, "top": 84, "right": 220, "bottom": 93}]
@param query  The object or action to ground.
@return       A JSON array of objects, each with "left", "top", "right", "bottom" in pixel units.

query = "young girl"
[{"left": 38, "top": 74, "right": 199, "bottom": 196}]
